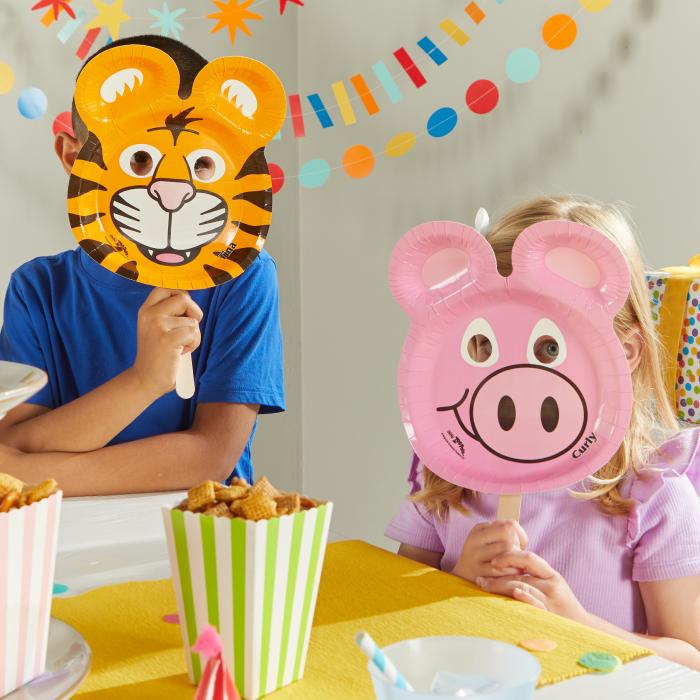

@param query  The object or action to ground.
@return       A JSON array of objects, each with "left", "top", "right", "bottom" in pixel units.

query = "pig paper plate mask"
[
  {"left": 390, "top": 220, "right": 633, "bottom": 494},
  {"left": 69, "top": 45, "right": 286, "bottom": 289}
]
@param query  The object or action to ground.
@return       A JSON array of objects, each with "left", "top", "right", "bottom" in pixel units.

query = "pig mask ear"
[
  {"left": 389, "top": 220, "right": 500, "bottom": 315},
  {"left": 510, "top": 219, "right": 631, "bottom": 316}
]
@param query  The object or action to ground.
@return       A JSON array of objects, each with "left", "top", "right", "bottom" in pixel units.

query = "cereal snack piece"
[
  {"left": 230, "top": 476, "right": 249, "bottom": 488},
  {"left": 216, "top": 485, "right": 249, "bottom": 503},
  {"left": 0, "top": 491, "right": 19, "bottom": 513},
  {"left": 0, "top": 472, "right": 23, "bottom": 494},
  {"left": 187, "top": 481, "right": 216, "bottom": 511},
  {"left": 204, "top": 502, "right": 232, "bottom": 518},
  {"left": 250, "top": 476, "right": 277, "bottom": 502},
  {"left": 240, "top": 494, "right": 277, "bottom": 521},
  {"left": 176, "top": 498, "right": 189, "bottom": 511},
  {"left": 229, "top": 499, "right": 246, "bottom": 518},
  {"left": 275, "top": 493, "right": 301, "bottom": 515},
  {"left": 26, "top": 478, "right": 58, "bottom": 505},
  {"left": 300, "top": 496, "right": 318, "bottom": 510}
]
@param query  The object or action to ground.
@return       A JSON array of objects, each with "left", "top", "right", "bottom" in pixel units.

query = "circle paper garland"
[
  {"left": 427, "top": 107, "right": 458, "bottom": 137},
  {"left": 385, "top": 132, "right": 416, "bottom": 157},
  {"left": 543, "top": 14, "right": 577, "bottom": 50},
  {"left": 343, "top": 144, "right": 375, "bottom": 178},
  {"left": 299, "top": 159, "right": 331, "bottom": 189},
  {"left": 18, "top": 87, "right": 48, "bottom": 119},
  {"left": 271, "top": 8, "right": 592, "bottom": 192},
  {"left": 268, "top": 162, "right": 285, "bottom": 194},
  {"left": 466, "top": 79, "right": 499, "bottom": 114},
  {"left": 506, "top": 48, "right": 540, "bottom": 84},
  {"left": 0, "top": 63, "right": 14, "bottom": 95}
]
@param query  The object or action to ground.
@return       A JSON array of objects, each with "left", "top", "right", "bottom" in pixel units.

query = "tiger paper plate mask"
[
  {"left": 69, "top": 44, "right": 286, "bottom": 289},
  {"left": 389, "top": 220, "right": 633, "bottom": 494}
]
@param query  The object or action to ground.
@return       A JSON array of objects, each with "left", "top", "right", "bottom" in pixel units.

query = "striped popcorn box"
[
  {"left": 0, "top": 491, "right": 62, "bottom": 697},
  {"left": 163, "top": 501, "right": 333, "bottom": 700}
]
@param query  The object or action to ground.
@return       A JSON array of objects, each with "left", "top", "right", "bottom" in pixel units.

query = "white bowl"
[
  {"left": 0, "top": 361, "right": 47, "bottom": 419},
  {"left": 368, "top": 636, "right": 540, "bottom": 700}
]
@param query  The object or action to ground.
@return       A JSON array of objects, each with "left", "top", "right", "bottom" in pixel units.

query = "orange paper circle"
[
  {"left": 343, "top": 144, "right": 375, "bottom": 179},
  {"left": 543, "top": 14, "right": 577, "bottom": 50}
]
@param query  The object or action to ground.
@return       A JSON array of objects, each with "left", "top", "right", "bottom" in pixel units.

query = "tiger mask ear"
[
  {"left": 189, "top": 56, "right": 286, "bottom": 145},
  {"left": 74, "top": 45, "right": 181, "bottom": 134}
]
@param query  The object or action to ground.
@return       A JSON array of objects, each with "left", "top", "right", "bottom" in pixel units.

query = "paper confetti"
[
  {"left": 31, "top": 0, "right": 76, "bottom": 21},
  {"left": 84, "top": 0, "right": 131, "bottom": 41},
  {"left": 279, "top": 0, "right": 303, "bottom": 14},
  {"left": 207, "top": 0, "right": 262, "bottom": 45},
  {"left": 578, "top": 652, "right": 621, "bottom": 673},
  {"left": 148, "top": 2, "right": 186, "bottom": 40}
]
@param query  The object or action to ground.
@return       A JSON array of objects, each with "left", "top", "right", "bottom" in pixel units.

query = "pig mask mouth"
[{"left": 436, "top": 364, "right": 588, "bottom": 464}]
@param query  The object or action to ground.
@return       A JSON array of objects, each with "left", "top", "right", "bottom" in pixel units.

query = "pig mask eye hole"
[
  {"left": 528, "top": 319, "right": 567, "bottom": 368},
  {"left": 462, "top": 318, "right": 499, "bottom": 367}
]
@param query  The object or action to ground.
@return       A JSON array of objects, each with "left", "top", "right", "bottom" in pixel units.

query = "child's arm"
[
  {"left": 398, "top": 544, "right": 443, "bottom": 568},
  {"left": 0, "top": 289, "right": 201, "bottom": 453},
  {"left": 7, "top": 401, "right": 258, "bottom": 495},
  {"left": 479, "top": 550, "right": 700, "bottom": 671}
]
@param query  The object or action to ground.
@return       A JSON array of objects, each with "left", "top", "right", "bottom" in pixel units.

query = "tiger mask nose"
[{"left": 148, "top": 179, "right": 195, "bottom": 212}]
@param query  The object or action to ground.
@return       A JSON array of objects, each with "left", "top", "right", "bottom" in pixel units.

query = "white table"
[{"left": 56, "top": 494, "right": 700, "bottom": 699}]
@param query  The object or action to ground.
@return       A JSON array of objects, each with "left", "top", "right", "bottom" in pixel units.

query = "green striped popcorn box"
[{"left": 162, "top": 501, "right": 333, "bottom": 699}]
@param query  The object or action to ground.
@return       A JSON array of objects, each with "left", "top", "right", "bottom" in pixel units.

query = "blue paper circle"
[
  {"left": 18, "top": 87, "right": 48, "bottom": 120},
  {"left": 427, "top": 107, "right": 458, "bottom": 138},
  {"left": 506, "top": 48, "right": 541, "bottom": 84},
  {"left": 299, "top": 159, "right": 331, "bottom": 189}
]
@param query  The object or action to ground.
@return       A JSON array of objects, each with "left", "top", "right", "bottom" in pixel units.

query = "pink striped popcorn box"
[{"left": 0, "top": 491, "right": 62, "bottom": 697}]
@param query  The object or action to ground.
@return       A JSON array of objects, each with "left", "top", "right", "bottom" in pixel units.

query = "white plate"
[
  {"left": 0, "top": 361, "right": 47, "bottom": 419},
  {"left": 5, "top": 618, "right": 91, "bottom": 700}
]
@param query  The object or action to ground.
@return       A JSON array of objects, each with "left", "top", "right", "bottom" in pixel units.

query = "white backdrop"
[{"left": 0, "top": 0, "right": 697, "bottom": 547}]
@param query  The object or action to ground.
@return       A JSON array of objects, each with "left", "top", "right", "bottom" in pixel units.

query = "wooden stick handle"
[
  {"left": 175, "top": 352, "right": 195, "bottom": 399},
  {"left": 497, "top": 494, "right": 522, "bottom": 522}
]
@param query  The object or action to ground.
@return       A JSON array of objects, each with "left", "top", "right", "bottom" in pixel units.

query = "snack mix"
[
  {"left": 177, "top": 476, "right": 319, "bottom": 521},
  {"left": 0, "top": 473, "right": 59, "bottom": 513}
]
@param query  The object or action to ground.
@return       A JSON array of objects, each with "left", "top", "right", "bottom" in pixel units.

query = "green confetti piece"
[{"left": 578, "top": 651, "right": 621, "bottom": 673}]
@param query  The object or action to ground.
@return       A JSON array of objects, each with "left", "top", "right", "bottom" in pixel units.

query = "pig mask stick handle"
[
  {"left": 176, "top": 353, "right": 195, "bottom": 399},
  {"left": 496, "top": 494, "right": 522, "bottom": 522}
]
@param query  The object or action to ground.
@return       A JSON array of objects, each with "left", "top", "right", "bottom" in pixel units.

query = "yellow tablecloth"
[{"left": 52, "top": 540, "right": 651, "bottom": 699}]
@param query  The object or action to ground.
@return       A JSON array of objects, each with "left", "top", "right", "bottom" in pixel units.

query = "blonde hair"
[{"left": 414, "top": 194, "right": 678, "bottom": 519}]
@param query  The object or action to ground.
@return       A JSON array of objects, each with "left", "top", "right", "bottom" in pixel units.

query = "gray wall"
[{"left": 0, "top": 0, "right": 697, "bottom": 546}]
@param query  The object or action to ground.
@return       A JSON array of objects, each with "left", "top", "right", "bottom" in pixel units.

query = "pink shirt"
[{"left": 385, "top": 429, "right": 700, "bottom": 633}]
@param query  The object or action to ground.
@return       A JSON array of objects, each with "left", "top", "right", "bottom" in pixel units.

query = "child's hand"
[
  {"left": 476, "top": 550, "right": 589, "bottom": 624},
  {"left": 131, "top": 288, "right": 203, "bottom": 397},
  {"left": 451, "top": 520, "right": 528, "bottom": 583}
]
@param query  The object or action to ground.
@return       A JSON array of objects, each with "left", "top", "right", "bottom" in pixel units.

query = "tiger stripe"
[
  {"left": 67, "top": 212, "right": 104, "bottom": 228},
  {"left": 235, "top": 148, "right": 268, "bottom": 180},
  {"left": 69, "top": 158, "right": 108, "bottom": 181},
  {"left": 232, "top": 221, "right": 270, "bottom": 238},
  {"left": 233, "top": 190, "right": 272, "bottom": 212},
  {"left": 230, "top": 200, "right": 272, "bottom": 227},
  {"left": 67, "top": 175, "right": 106, "bottom": 198},
  {"left": 231, "top": 174, "right": 272, "bottom": 195}
]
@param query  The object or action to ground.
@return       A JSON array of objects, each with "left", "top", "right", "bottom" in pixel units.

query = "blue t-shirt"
[{"left": 0, "top": 248, "right": 285, "bottom": 483}]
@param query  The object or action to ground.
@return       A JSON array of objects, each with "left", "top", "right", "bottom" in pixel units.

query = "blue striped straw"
[{"left": 355, "top": 631, "right": 414, "bottom": 692}]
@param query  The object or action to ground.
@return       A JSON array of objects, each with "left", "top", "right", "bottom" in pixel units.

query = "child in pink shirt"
[{"left": 386, "top": 195, "right": 700, "bottom": 670}]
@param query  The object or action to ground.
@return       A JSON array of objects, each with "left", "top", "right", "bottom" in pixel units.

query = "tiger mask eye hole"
[
  {"left": 466, "top": 334, "right": 493, "bottom": 363},
  {"left": 130, "top": 150, "right": 153, "bottom": 176},
  {"left": 533, "top": 336, "right": 559, "bottom": 364},
  {"left": 194, "top": 156, "right": 216, "bottom": 181}
]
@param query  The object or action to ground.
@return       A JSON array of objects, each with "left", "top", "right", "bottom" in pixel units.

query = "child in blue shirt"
[{"left": 0, "top": 35, "right": 284, "bottom": 496}]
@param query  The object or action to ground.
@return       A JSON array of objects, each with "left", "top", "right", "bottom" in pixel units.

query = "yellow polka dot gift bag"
[{"left": 647, "top": 255, "right": 700, "bottom": 423}]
